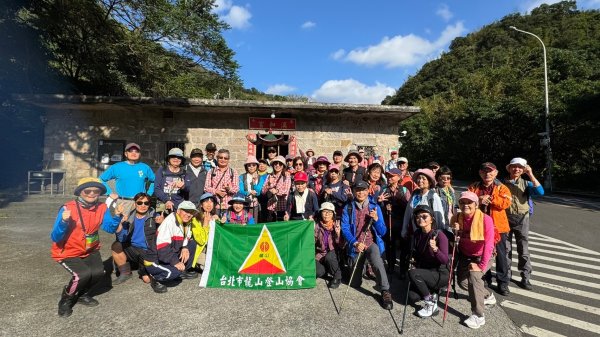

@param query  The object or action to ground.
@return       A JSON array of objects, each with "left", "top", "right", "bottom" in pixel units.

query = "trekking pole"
[
  {"left": 442, "top": 234, "right": 460, "bottom": 327},
  {"left": 399, "top": 238, "right": 415, "bottom": 335},
  {"left": 338, "top": 218, "right": 374, "bottom": 314}
]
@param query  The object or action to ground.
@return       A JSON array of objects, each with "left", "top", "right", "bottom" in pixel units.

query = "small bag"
[{"left": 75, "top": 202, "right": 100, "bottom": 253}]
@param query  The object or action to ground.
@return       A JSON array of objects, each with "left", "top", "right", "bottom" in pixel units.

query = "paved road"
[{"left": 494, "top": 194, "right": 600, "bottom": 337}]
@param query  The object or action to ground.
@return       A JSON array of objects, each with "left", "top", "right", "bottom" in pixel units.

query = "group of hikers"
[{"left": 50, "top": 142, "right": 544, "bottom": 329}]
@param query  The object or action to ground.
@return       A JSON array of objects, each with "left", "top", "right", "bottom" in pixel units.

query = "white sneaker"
[
  {"left": 484, "top": 292, "right": 496, "bottom": 306},
  {"left": 464, "top": 314, "right": 486, "bottom": 329},
  {"left": 417, "top": 300, "right": 439, "bottom": 318}
]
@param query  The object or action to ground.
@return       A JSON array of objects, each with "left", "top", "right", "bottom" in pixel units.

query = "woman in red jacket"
[{"left": 50, "top": 178, "right": 123, "bottom": 317}]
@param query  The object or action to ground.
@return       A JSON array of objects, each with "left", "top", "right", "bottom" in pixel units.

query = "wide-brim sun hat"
[
  {"left": 413, "top": 168, "right": 436, "bottom": 187},
  {"left": 244, "top": 155, "right": 259, "bottom": 166},
  {"left": 228, "top": 195, "right": 249, "bottom": 206},
  {"left": 270, "top": 155, "right": 286, "bottom": 166},
  {"left": 178, "top": 200, "right": 198, "bottom": 212},
  {"left": 344, "top": 150, "right": 363, "bottom": 163},
  {"left": 319, "top": 202, "right": 336, "bottom": 214},
  {"left": 313, "top": 156, "right": 331, "bottom": 169},
  {"left": 74, "top": 177, "right": 107, "bottom": 196}
]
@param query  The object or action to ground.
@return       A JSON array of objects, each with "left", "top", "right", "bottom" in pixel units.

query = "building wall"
[{"left": 43, "top": 108, "right": 400, "bottom": 191}]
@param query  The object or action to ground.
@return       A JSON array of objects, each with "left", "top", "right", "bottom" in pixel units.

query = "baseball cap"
[
  {"left": 125, "top": 143, "right": 141, "bottom": 151},
  {"left": 178, "top": 201, "right": 198, "bottom": 212},
  {"left": 353, "top": 180, "right": 369, "bottom": 190},
  {"left": 190, "top": 148, "right": 203, "bottom": 157},
  {"left": 333, "top": 150, "right": 343, "bottom": 156},
  {"left": 397, "top": 157, "right": 408, "bottom": 163},
  {"left": 205, "top": 143, "right": 217, "bottom": 151},
  {"left": 480, "top": 162, "right": 497, "bottom": 171}
]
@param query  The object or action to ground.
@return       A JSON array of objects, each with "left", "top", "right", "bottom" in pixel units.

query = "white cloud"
[
  {"left": 301, "top": 21, "right": 316, "bottom": 29},
  {"left": 311, "top": 79, "right": 395, "bottom": 104},
  {"left": 337, "top": 22, "right": 466, "bottom": 68},
  {"left": 436, "top": 4, "right": 453, "bottom": 21},
  {"left": 331, "top": 49, "right": 346, "bottom": 60},
  {"left": 266, "top": 84, "right": 296, "bottom": 95},
  {"left": 214, "top": 1, "right": 252, "bottom": 29}
]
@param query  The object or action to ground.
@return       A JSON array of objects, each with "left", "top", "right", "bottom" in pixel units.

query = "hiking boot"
[
  {"left": 498, "top": 284, "right": 510, "bottom": 296},
  {"left": 180, "top": 270, "right": 199, "bottom": 279},
  {"left": 484, "top": 292, "right": 496, "bottom": 306},
  {"left": 464, "top": 314, "right": 486, "bottom": 329},
  {"left": 112, "top": 273, "right": 132, "bottom": 285},
  {"left": 381, "top": 290, "right": 393, "bottom": 310},
  {"left": 58, "top": 287, "right": 75, "bottom": 317},
  {"left": 417, "top": 300, "right": 439, "bottom": 318},
  {"left": 150, "top": 278, "right": 167, "bottom": 293},
  {"left": 520, "top": 278, "right": 533, "bottom": 290},
  {"left": 77, "top": 293, "right": 99, "bottom": 307},
  {"left": 328, "top": 278, "right": 341, "bottom": 289}
]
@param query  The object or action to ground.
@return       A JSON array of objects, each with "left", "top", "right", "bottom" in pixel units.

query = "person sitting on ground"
[
  {"left": 153, "top": 201, "right": 200, "bottom": 284},
  {"left": 452, "top": 191, "right": 496, "bottom": 329},
  {"left": 284, "top": 171, "right": 319, "bottom": 221},
  {"left": 504, "top": 157, "right": 544, "bottom": 291},
  {"left": 310, "top": 156, "right": 330, "bottom": 195},
  {"left": 468, "top": 162, "right": 512, "bottom": 296},
  {"left": 341, "top": 180, "right": 392, "bottom": 310},
  {"left": 110, "top": 193, "right": 166, "bottom": 293},
  {"left": 342, "top": 150, "right": 366, "bottom": 187},
  {"left": 315, "top": 202, "right": 343, "bottom": 288},
  {"left": 221, "top": 194, "right": 255, "bottom": 225},
  {"left": 407, "top": 205, "right": 449, "bottom": 318},
  {"left": 50, "top": 178, "right": 124, "bottom": 317},
  {"left": 155, "top": 147, "right": 187, "bottom": 212},
  {"left": 239, "top": 155, "right": 266, "bottom": 222},
  {"left": 191, "top": 193, "right": 219, "bottom": 271}
]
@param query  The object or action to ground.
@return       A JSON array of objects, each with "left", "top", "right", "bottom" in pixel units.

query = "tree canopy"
[{"left": 385, "top": 1, "right": 600, "bottom": 190}]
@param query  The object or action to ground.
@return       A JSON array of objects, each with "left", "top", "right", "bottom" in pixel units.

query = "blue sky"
[{"left": 214, "top": 0, "right": 600, "bottom": 104}]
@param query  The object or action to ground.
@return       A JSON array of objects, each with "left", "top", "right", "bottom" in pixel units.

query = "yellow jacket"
[{"left": 191, "top": 217, "right": 210, "bottom": 266}]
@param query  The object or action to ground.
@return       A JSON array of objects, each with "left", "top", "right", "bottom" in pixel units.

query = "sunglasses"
[
  {"left": 414, "top": 214, "right": 430, "bottom": 220},
  {"left": 81, "top": 189, "right": 101, "bottom": 196},
  {"left": 217, "top": 156, "right": 229, "bottom": 160},
  {"left": 273, "top": 162, "right": 284, "bottom": 166},
  {"left": 440, "top": 176, "right": 451, "bottom": 181},
  {"left": 136, "top": 201, "right": 151, "bottom": 206},
  {"left": 459, "top": 200, "right": 475, "bottom": 205},
  {"left": 294, "top": 163, "right": 304, "bottom": 166}
]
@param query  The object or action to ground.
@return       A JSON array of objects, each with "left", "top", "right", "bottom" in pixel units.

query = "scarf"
[
  {"left": 294, "top": 189, "right": 309, "bottom": 214},
  {"left": 368, "top": 180, "right": 380, "bottom": 196},
  {"left": 453, "top": 209, "right": 485, "bottom": 241},
  {"left": 77, "top": 197, "right": 98, "bottom": 209},
  {"left": 319, "top": 219, "right": 334, "bottom": 231}
]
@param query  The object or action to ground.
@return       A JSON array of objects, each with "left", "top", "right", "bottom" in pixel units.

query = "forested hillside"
[{"left": 385, "top": 1, "right": 599, "bottom": 190}]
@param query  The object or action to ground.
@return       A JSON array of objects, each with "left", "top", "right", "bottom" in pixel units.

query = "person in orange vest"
[{"left": 50, "top": 178, "right": 124, "bottom": 317}]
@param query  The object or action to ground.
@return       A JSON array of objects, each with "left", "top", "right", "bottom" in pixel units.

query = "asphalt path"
[{"left": 0, "top": 196, "right": 520, "bottom": 337}]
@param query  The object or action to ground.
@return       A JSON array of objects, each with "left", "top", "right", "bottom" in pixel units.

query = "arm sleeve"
[
  {"left": 146, "top": 166, "right": 155, "bottom": 195},
  {"left": 491, "top": 184, "right": 512, "bottom": 211},
  {"left": 255, "top": 175, "right": 267, "bottom": 196},
  {"left": 432, "top": 194, "right": 447, "bottom": 230},
  {"left": 331, "top": 184, "right": 348, "bottom": 203},
  {"left": 229, "top": 169, "right": 240, "bottom": 194},
  {"left": 238, "top": 175, "right": 248, "bottom": 196},
  {"left": 341, "top": 205, "right": 355, "bottom": 246},
  {"left": 373, "top": 206, "right": 387, "bottom": 237},
  {"left": 154, "top": 168, "right": 168, "bottom": 202},
  {"left": 50, "top": 207, "right": 70, "bottom": 242},
  {"left": 479, "top": 215, "right": 496, "bottom": 271},
  {"left": 527, "top": 181, "right": 545, "bottom": 196},
  {"left": 310, "top": 192, "right": 319, "bottom": 215},
  {"left": 204, "top": 170, "right": 217, "bottom": 194},
  {"left": 101, "top": 207, "right": 122, "bottom": 234},
  {"left": 401, "top": 198, "right": 414, "bottom": 238},
  {"left": 435, "top": 232, "right": 449, "bottom": 265},
  {"left": 99, "top": 166, "right": 115, "bottom": 195}
]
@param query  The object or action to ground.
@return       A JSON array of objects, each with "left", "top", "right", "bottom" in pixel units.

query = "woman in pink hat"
[
  {"left": 310, "top": 156, "right": 330, "bottom": 195},
  {"left": 239, "top": 155, "right": 266, "bottom": 222}
]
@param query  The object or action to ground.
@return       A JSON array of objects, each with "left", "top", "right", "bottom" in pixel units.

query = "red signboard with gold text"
[{"left": 249, "top": 117, "right": 296, "bottom": 130}]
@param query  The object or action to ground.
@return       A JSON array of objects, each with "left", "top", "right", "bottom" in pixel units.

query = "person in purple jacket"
[{"left": 407, "top": 204, "right": 449, "bottom": 318}]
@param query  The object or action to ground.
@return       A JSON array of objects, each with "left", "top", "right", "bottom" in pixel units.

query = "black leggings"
[
  {"left": 408, "top": 266, "right": 449, "bottom": 299},
  {"left": 59, "top": 250, "right": 105, "bottom": 296}
]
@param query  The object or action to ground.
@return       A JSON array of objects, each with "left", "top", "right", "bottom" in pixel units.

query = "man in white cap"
[
  {"left": 396, "top": 156, "right": 416, "bottom": 192},
  {"left": 99, "top": 142, "right": 155, "bottom": 218},
  {"left": 504, "top": 157, "right": 544, "bottom": 290}
]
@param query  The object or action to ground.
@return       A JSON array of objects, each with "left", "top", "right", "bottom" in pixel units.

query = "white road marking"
[
  {"left": 520, "top": 325, "right": 566, "bottom": 337},
  {"left": 510, "top": 266, "right": 600, "bottom": 288},
  {"left": 532, "top": 281, "right": 600, "bottom": 301},
  {"left": 529, "top": 231, "right": 600, "bottom": 255},
  {"left": 512, "top": 255, "right": 600, "bottom": 271},
  {"left": 510, "top": 262, "right": 600, "bottom": 280},
  {"left": 510, "top": 286, "right": 600, "bottom": 316},
  {"left": 513, "top": 246, "right": 600, "bottom": 262},
  {"left": 501, "top": 301, "right": 600, "bottom": 334},
  {"left": 523, "top": 241, "right": 600, "bottom": 256}
]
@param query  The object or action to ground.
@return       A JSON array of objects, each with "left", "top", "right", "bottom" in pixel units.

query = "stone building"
[{"left": 16, "top": 95, "right": 419, "bottom": 191}]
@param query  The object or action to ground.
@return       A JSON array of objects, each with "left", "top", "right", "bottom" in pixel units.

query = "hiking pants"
[
  {"left": 316, "top": 251, "right": 342, "bottom": 280},
  {"left": 507, "top": 213, "right": 531, "bottom": 281},
  {"left": 349, "top": 245, "right": 389, "bottom": 291},
  {"left": 484, "top": 232, "right": 510, "bottom": 286},
  {"left": 58, "top": 250, "right": 105, "bottom": 296},
  {"left": 457, "top": 254, "right": 492, "bottom": 317},
  {"left": 409, "top": 266, "right": 449, "bottom": 299},
  {"left": 146, "top": 240, "right": 197, "bottom": 282}
]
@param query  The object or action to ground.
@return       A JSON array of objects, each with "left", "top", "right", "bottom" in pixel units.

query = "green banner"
[{"left": 199, "top": 220, "right": 316, "bottom": 290}]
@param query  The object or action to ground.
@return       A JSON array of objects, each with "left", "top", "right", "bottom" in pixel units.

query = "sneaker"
[
  {"left": 112, "top": 273, "right": 132, "bottom": 285},
  {"left": 417, "top": 300, "right": 439, "bottom": 318},
  {"left": 484, "top": 292, "right": 496, "bottom": 306},
  {"left": 498, "top": 284, "right": 510, "bottom": 296},
  {"left": 150, "top": 278, "right": 167, "bottom": 293},
  {"left": 464, "top": 314, "right": 486, "bottom": 329},
  {"left": 520, "top": 278, "right": 533, "bottom": 290},
  {"left": 381, "top": 290, "right": 393, "bottom": 310},
  {"left": 76, "top": 294, "right": 99, "bottom": 307},
  {"left": 328, "top": 278, "right": 341, "bottom": 289}
]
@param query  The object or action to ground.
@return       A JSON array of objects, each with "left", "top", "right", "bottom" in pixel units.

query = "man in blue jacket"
[{"left": 341, "top": 180, "right": 392, "bottom": 310}]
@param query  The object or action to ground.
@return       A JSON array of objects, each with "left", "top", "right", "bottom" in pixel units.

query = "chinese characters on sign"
[
  {"left": 249, "top": 117, "right": 296, "bottom": 130},
  {"left": 219, "top": 275, "right": 306, "bottom": 289}
]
